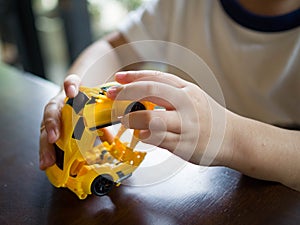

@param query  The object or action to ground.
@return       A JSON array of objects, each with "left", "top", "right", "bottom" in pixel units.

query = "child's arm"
[{"left": 228, "top": 113, "right": 300, "bottom": 191}]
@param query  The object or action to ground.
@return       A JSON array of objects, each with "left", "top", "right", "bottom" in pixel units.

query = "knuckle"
[
  {"left": 152, "top": 70, "right": 165, "bottom": 77},
  {"left": 44, "top": 118, "right": 57, "bottom": 129},
  {"left": 44, "top": 99, "right": 59, "bottom": 113},
  {"left": 145, "top": 83, "right": 160, "bottom": 97}
]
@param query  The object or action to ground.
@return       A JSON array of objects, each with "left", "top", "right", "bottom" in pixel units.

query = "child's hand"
[
  {"left": 107, "top": 70, "right": 232, "bottom": 166},
  {"left": 39, "top": 74, "right": 81, "bottom": 170}
]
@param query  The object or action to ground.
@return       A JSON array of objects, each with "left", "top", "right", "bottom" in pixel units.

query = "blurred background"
[{"left": 0, "top": 0, "right": 147, "bottom": 85}]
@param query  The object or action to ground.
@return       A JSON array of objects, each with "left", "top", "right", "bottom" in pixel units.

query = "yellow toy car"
[{"left": 46, "top": 82, "right": 155, "bottom": 199}]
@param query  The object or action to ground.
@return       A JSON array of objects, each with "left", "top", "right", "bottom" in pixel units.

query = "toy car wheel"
[
  {"left": 125, "top": 101, "right": 146, "bottom": 114},
  {"left": 91, "top": 175, "right": 114, "bottom": 196}
]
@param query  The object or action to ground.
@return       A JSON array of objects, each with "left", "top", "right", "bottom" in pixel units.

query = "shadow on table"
[{"left": 44, "top": 167, "right": 300, "bottom": 225}]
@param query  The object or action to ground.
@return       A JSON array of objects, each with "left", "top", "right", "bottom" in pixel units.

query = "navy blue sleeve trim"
[{"left": 220, "top": 0, "right": 300, "bottom": 32}]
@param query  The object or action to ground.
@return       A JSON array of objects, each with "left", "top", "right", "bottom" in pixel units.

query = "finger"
[
  {"left": 43, "top": 98, "right": 63, "bottom": 143},
  {"left": 140, "top": 129, "right": 196, "bottom": 162},
  {"left": 64, "top": 74, "right": 81, "bottom": 98},
  {"left": 39, "top": 128, "right": 56, "bottom": 170},
  {"left": 107, "top": 80, "right": 184, "bottom": 109},
  {"left": 121, "top": 110, "right": 181, "bottom": 134},
  {"left": 115, "top": 70, "right": 188, "bottom": 88},
  {"left": 99, "top": 128, "right": 114, "bottom": 144},
  {"left": 139, "top": 129, "right": 180, "bottom": 152}
]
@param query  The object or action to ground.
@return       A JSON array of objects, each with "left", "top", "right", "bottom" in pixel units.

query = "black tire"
[
  {"left": 124, "top": 102, "right": 146, "bottom": 115},
  {"left": 91, "top": 175, "right": 114, "bottom": 196}
]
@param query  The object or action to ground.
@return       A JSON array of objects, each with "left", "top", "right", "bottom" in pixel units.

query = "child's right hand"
[{"left": 39, "top": 74, "right": 81, "bottom": 170}]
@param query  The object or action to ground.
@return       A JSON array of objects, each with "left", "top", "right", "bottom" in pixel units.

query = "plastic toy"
[{"left": 46, "top": 82, "right": 155, "bottom": 199}]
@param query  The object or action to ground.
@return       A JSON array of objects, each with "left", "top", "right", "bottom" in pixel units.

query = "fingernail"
[
  {"left": 68, "top": 85, "right": 77, "bottom": 96},
  {"left": 107, "top": 85, "right": 122, "bottom": 98},
  {"left": 115, "top": 71, "right": 128, "bottom": 80}
]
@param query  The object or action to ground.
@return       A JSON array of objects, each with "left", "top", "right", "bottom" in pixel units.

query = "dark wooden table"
[{"left": 1, "top": 63, "right": 300, "bottom": 225}]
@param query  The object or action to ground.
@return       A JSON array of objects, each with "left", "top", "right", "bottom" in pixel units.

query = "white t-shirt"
[{"left": 118, "top": 0, "right": 300, "bottom": 126}]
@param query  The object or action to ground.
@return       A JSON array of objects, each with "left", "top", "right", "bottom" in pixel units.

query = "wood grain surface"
[{"left": 0, "top": 63, "right": 300, "bottom": 225}]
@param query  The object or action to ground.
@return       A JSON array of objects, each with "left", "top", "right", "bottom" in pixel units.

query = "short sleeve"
[
  {"left": 117, "top": 0, "right": 176, "bottom": 60},
  {"left": 118, "top": 0, "right": 174, "bottom": 41}
]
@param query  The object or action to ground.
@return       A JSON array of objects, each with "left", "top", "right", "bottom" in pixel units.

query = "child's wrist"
[{"left": 215, "top": 111, "right": 236, "bottom": 167}]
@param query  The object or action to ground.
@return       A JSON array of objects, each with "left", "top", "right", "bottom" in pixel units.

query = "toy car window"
[
  {"left": 54, "top": 144, "right": 64, "bottom": 170},
  {"left": 86, "top": 96, "right": 97, "bottom": 105},
  {"left": 124, "top": 102, "right": 146, "bottom": 114},
  {"left": 66, "top": 91, "right": 89, "bottom": 114},
  {"left": 72, "top": 117, "right": 85, "bottom": 140}
]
